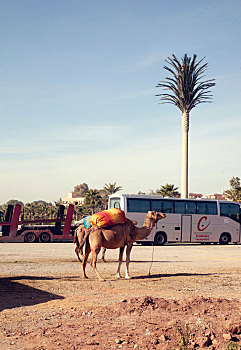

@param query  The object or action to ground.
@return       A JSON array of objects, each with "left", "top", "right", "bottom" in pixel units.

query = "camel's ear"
[{"left": 132, "top": 220, "right": 137, "bottom": 225}]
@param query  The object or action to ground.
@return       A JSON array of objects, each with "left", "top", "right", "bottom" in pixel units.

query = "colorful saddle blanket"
[
  {"left": 90, "top": 208, "right": 127, "bottom": 228},
  {"left": 80, "top": 216, "right": 92, "bottom": 229}
]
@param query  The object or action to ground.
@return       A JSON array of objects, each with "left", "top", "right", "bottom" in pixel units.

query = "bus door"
[{"left": 181, "top": 215, "right": 192, "bottom": 242}]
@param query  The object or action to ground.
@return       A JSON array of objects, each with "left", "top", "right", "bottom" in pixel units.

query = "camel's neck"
[{"left": 135, "top": 219, "right": 156, "bottom": 240}]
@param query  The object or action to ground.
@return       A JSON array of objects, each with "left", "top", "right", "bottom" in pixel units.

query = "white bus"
[{"left": 108, "top": 194, "right": 241, "bottom": 245}]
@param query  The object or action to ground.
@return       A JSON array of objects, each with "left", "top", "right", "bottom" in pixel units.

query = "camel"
[
  {"left": 74, "top": 225, "right": 107, "bottom": 262},
  {"left": 80, "top": 211, "right": 166, "bottom": 281},
  {"left": 74, "top": 219, "right": 138, "bottom": 263}
]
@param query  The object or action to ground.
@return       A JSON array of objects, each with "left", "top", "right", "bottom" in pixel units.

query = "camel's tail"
[
  {"left": 78, "top": 229, "right": 90, "bottom": 251},
  {"left": 73, "top": 227, "right": 79, "bottom": 246}
]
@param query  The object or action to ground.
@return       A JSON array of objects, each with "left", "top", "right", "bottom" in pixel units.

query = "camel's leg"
[
  {"left": 75, "top": 245, "right": 82, "bottom": 262},
  {"left": 91, "top": 248, "right": 105, "bottom": 281},
  {"left": 116, "top": 246, "right": 125, "bottom": 279},
  {"left": 101, "top": 247, "right": 107, "bottom": 262},
  {"left": 80, "top": 246, "right": 84, "bottom": 258},
  {"left": 82, "top": 240, "right": 91, "bottom": 279},
  {"left": 125, "top": 243, "right": 133, "bottom": 279}
]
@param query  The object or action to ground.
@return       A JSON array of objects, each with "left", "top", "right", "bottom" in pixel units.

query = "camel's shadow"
[
  {"left": 0, "top": 277, "right": 64, "bottom": 311},
  {"left": 95, "top": 260, "right": 190, "bottom": 263},
  {"left": 131, "top": 272, "right": 217, "bottom": 280}
]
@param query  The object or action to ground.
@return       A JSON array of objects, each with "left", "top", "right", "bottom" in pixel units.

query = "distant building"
[
  {"left": 189, "top": 193, "right": 203, "bottom": 199},
  {"left": 188, "top": 193, "right": 227, "bottom": 200},
  {"left": 205, "top": 193, "right": 226, "bottom": 200},
  {"left": 62, "top": 192, "right": 85, "bottom": 205}
]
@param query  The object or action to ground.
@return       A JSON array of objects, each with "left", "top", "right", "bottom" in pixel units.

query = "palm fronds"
[
  {"left": 103, "top": 182, "right": 123, "bottom": 195},
  {"left": 156, "top": 184, "right": 180, "bottom": 198},
  {"left": 156, "top": 54, "right": 215, "bottom": 113}
]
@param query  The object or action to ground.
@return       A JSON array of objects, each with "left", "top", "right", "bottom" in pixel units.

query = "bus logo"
[{"left": 197, "top": 216, "right": 210, "bottom": 231}]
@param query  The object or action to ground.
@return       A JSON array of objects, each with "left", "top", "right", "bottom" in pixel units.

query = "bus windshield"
[{"left": 109, "top": 198, "right": 121, "bottom": 209}]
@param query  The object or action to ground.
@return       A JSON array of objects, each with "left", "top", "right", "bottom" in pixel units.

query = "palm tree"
[
  {"left": 230, "top": 177, "right": 241, "bottom": 190},
  {"left": 103, "top": 183, "right": 123, "bottom": 195},
  {"left": 84, "top": 189, "right": 103, "bottom": 215},
  {"left": 24, "top": 203, "right": 33, "bottom": 220},
  {"left": 156, "top": 54, "right": 215, "bottom": 198},
  {"left": 223, "top": 189, "right": 241, "bottom": 202},
  {"left": 24, "top": 202, "right": 37, "bottom": 220},
  {"left": 223, "top": 177, "right": 241, "bottom": 202},
  {"left": 102, "top": 183, "right": 123, "bottom": 209},
  {"left": 156, "top": 184, "right": 180, "bottom": 197},
  {"left": 0, "top": 207, "right": 4, "bottom": 221},
  {"left": 46, "top": 203, "right": 56, "bottom": 219},
  {"left": 73, "top": 202, "right": 89, "bottom": 221}
]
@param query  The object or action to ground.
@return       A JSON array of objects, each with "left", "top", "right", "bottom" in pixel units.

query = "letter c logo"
[{"left": 197, "top": 216, "right": 210, "bottom": 231}]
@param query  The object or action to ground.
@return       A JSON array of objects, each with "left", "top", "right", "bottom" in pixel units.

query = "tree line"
[
  {"left": 0, "top": 178, "right": 240, "bottom": 223},
  {"left": 0, "top": 183, "right": 123, "bottom": 222},
  {"left": 223, "top": 177, "right": 241, "bottom": 203}
]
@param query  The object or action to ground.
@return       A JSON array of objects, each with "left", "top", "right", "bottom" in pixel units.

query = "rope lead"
[
  {"left": 148, "top": 223, "right": 158, "bottom": 276},
  {"left": 148, "top": 244, "right": 155, "bottom": 276}
]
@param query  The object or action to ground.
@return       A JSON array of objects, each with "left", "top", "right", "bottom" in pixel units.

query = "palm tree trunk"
[{"left": 181, "top": 112, "right": 189, "bottom": 199}]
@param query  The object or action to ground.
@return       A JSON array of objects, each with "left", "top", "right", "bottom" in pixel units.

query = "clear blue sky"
[{"left": 0, "top": 0, "right": 241, "bottom": 203}]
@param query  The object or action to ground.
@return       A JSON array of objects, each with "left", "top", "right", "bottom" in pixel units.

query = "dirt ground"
[{"left": 0, "top": 243, "right": 241, "bottom": 350}]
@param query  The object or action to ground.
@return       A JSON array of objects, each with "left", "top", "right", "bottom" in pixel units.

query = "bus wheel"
[
  {"left": 154, "top": 232, "right": 167, "bottom": 246},
  {"left": 219, "top": 232, "right": 231, "bottom": 245},
  {"left": 39, "top": 232, "right": 51, "bottom": 243},
  {"left": 24, "top": 232, "right": 37, "bottom": 243}
]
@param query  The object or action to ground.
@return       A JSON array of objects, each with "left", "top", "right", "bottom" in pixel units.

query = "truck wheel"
[
  {"left": 154, "top": 232, "right": 167, "bottom": 246},
  {"left": 39, "top": 232, "right": 51, "bottom": 243},
  {"left": 24, "top": 232, "right": 37, "bottom": 243},
  {"left": 219, "top": 232, "right": 231, "bottom": 245}
]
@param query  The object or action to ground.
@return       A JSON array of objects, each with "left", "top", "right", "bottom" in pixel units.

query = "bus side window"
[
  {"left": 197, "top": 202, "right": 217, "bottom": 215},
  {"left": 151, "top": 200, "right": 162, "bottom": 211},
  {"left": 206, "top": 202, "right": 218, "bottom": 215},
  {"left": 174, "top": 200, "right": 196, "bottom": 214},
  {"left": 230, "top": 204, "right": 239, "bottom": 221},
  {"left": 127, "top": 199, "right": 150, "bottom": 213},
  {"left": 162, "top": 200, "right": 174, "bottom": 213},
  {"left": 197, "top": 202, "right": 207, "bottom": 214},
  {"left": 221, "top": 203, "right": 239, "bottom": 222},
  {"left": 220, "top": 203, "right": 229, "bottom": 217},
  {"left": 186, "top": 201, "right": 196, "bottom": 214},
  {"left": 174, "top": 201, "right": 186, "bottom": 214}
]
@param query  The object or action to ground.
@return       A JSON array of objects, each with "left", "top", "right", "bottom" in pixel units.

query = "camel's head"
[{"left": 146, "top": 211, "right": 166, "bottom": 223}]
